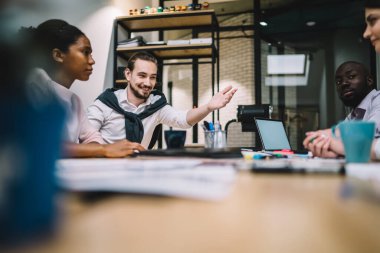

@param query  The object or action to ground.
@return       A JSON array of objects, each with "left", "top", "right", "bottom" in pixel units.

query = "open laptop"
[{"left": 254, "top": 117, "right": 308, "bottom": 154}]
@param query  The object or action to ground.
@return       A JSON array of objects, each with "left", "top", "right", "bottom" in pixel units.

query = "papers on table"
[
  {"left": 346, "top": 163, "right": 380, "bottom": 179},
  {"left": 241, "top": 150, "right": 344, "bottom": 173},
  {"left": 56, "top": 159, "right": 236, "bottom": 201},
  {"left": 345, "top": 163, "right": 380, "bottom": 195},
  {"left": 249, "top": 158, "right": 344, "bottom": 173}
]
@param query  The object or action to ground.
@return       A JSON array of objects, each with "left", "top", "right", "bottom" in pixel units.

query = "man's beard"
[
  {"left": 340, "top": 97, "right": 362, "bottom": 108},
  {"left": 130, "top": 83, "right": 151, "bottom": 99},
  {"left": 340, "top": 91, "right": 367, "bottom": 108}
]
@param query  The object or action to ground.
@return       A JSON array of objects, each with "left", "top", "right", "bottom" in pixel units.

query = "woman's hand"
[{"left": 103, "top": 140, "right": 145, "bottom": 158}]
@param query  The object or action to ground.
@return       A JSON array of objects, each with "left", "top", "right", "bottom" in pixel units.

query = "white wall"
[
  {"left": 3, "top": 0, "right": 151, "bottom": 108},
  {"left": 71, "top": 0, "right": 152, "bottom": 108}
]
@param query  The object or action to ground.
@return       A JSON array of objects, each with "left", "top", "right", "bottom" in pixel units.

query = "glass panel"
[{"left": 259, "top": 1, "right": 372, "bottom": 150}]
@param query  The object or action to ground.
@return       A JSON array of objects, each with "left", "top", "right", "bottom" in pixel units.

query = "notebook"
[{"left": 254, "top": 118, "right": 308, "bottom": 154}]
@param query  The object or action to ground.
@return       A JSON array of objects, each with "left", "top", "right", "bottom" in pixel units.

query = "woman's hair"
[
  {"left": 19, "top": 19, "right": 85, "bottom": 71},
  {"left": 127, "top": 51, "right": 158, "bottom": 71}
]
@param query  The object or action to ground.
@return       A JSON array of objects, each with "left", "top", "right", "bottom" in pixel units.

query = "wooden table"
[{"left": 12, "top": 171, "right": 380, "bottom": 253}]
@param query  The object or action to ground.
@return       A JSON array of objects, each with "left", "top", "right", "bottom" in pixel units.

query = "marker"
[
  {"left": 309, "top": 136, "right": 317, "bottom": 144},
  {"left": 253, "top": 154, "right": 270, "bottom": 160},
  {"left": 203, "top": 121, "right": 210, "bottom": 130},
  {"left": 208, "top": 121, "right": 215, "bottom": 131},
  {"left": 214, "top": 121, "right": 221, "bottom": 131},
  {"left": 273, "top": 153, "right": 287, "bottom": 158},
  {"left": 280, "top": 149, "right": 294, "bottom": 154}
]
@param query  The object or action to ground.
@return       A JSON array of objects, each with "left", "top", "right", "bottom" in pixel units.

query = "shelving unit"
[
  {"left": 113, "top": 9, "right": 219, "bottom": 143},
  {"left": 117, "top": 44, "right": 214, "bottom": 59}
]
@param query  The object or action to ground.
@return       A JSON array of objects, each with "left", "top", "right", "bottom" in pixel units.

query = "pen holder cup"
[
  {"left": 164, "top": 130, "right": 186, "bottom": 149},
  {"left": 204, "top": 130, "right": 227, "bottom": 149}
]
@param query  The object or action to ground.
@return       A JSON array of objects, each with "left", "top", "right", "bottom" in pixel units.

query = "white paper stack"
[
  {"left": 56, "top": 158, "right": 236, "bottom": 201},
  {"left": 117, "top": 36, "right": 146, "bottom": 48},
  {"left": 167, "top": 40, "right": 190, "bottom": 45},
  {"left": 190, "top": 38, "right": 212, "bottom": 44},
  {"left": 117, "top": 42, "right": 140, "bottom": 48},
  {"left": 145, "top": 41, "right": 166, "bottom": 46},
  {"left": 345, "top": 163, "right": 380, "bottom": 200}
]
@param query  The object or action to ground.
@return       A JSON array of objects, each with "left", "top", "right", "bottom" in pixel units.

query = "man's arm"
[
  {"left": 186, "top": 85, "right": 237, "bottom": 125},
  {"left": 371, "top": 139, "right": 380, "bottom": 160},
  {"left": 366, "top": 94, "right": 380, "bottom": 137},
  {"left": 62, "top": 140, "right": 145, "bottom": 158}
]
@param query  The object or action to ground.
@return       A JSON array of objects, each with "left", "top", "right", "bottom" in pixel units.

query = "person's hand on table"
[
  {"left": 103, "top": 140, "right": 145, "bottom": 158},
  {"left": 303, "top": 129, "right": 340, "bottom": 158}
]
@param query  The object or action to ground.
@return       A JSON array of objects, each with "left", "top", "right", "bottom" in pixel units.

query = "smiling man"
[{"left": 87, "top": 51, "right": 237, "bottom": 149}]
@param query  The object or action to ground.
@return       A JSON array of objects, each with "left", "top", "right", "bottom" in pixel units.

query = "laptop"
[{"left": 254, "top": 117, "right": 308, "bottom": 154}]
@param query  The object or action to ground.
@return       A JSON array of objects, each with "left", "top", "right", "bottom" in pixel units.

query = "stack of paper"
[
  {"left": 146, "top": 41, "right": 166, "bottom": 46},
  {"left": 244, "top": 156, "right": 344, "bottom": 173},
  {"left": 56, "top": 159, "right": 236, "bottom": 201},
  {"left": 346, "top": 163, "right": 380, "bottom": 180},
  {"left": 345, "top": 164, "right": 380, "bottom": 198},
  {"left": 190, "top": 38, "right": 212, "bottom": 44},
  {"left": 167, "top": 40, "right": 190, "bottom": 45},
  {"left": 117, "top": 36, "right": 146, "bottom": 48}
]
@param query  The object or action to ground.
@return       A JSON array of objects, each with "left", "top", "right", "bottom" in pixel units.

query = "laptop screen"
[{"left": 254, "top": 118, "right": 292, "bottom": 150}]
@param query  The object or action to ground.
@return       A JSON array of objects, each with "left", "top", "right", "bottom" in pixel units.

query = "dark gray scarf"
[{"left": 96, "top": 88, "right": 167, "bottom": 144}]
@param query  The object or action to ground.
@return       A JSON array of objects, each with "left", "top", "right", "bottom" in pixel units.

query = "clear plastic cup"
[{"left": 204, "top": 130, "right": 226, "bottom": 149}]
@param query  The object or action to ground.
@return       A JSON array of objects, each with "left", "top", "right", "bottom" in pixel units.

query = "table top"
[{"left": 10, "top": 170, "right": 380, "bottom": 253}]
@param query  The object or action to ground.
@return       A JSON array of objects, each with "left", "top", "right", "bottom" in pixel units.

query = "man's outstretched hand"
[{"left": 207, "top": 85, "right": 238, "bottom": 111}]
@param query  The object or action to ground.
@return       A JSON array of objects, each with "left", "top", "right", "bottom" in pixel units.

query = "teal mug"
[{"left": 336, "top": 121, "right": 375, "bottom": 163}]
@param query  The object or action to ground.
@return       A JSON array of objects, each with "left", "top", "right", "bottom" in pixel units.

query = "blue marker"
[
  {"left": 203, "top": 121, "right": 210, "bottom": 130},
  {"left": 253, "top": 154, "right": 266, "bottom": 160},
  {"left": 208, "top": 121, "right": 214, "bottom": 131}
]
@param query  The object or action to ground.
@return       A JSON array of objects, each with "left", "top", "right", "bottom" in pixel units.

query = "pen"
[
  {"left": 262, "top": 151, "right": 288, "bottom": 158},
  {"left": 253, "top": 154, "right": 274, "bottom": 160},
  {"left": 203, "top": 121, "right": 210, "bottom": 130},
  {"left": 275, "top": 149, "right": 294, "bottom": 155},
  {"left": 214, "top": 121, "right": 221, "bottom": 131},
  {"left": 208, "top": 121, "right": 215, "bottom": 131},
  {"left": 309, "top": 136, "right": 317, "bottom": 144}
]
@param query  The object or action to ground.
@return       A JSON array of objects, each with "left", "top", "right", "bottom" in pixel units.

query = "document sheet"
[{"left": 56, "top": 159, "right": 236, "bottom": 201}]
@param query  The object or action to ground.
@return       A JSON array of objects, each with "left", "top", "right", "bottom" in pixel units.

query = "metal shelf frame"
[{"left": 113, "top": 5, "right": 220, "bottom": 144}]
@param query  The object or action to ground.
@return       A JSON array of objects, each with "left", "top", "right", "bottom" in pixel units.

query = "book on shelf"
[
  {"left": 167, "top": 39, "right": 190, "bottom": 45},
  {"left": 145, "top": 41, "right": 166, "bottom": 46},
  {"left": 118, "top": 35, "right": 146, "bottom": 48},
  {"left": 190, "top": 38, "right": 212, "bottom": 44},
  {"left": 117, "top": 42, "right": 141, "bottom": 48}
]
